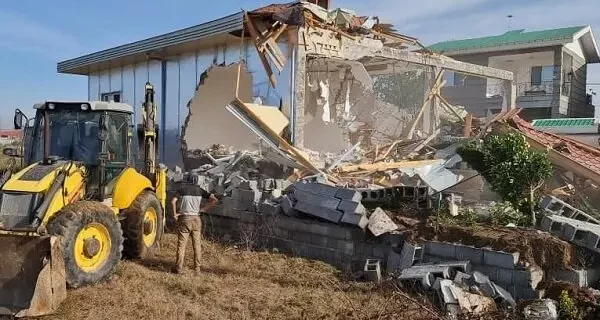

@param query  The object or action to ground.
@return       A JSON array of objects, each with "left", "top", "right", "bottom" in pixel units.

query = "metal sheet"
[
  {"left": 0, "top": 235, "right": 66, "bottom": 317},
  {"left": 399, "top": 160, "right": 464, "bottom": 192}
]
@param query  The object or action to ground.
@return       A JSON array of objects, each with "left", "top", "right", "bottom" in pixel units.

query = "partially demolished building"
[
  {"left": 57, "top": 3, "right": 600, "bottom": 317},
  {"left": 58, "top": 2, "right": 514, "bottom": 168}
]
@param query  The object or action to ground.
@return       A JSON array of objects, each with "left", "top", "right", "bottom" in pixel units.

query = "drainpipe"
[
  {"left": 161, "top": 59, "right": 167, "bottom": 163},
  {"left": 290, "top": 46, "right": 297, "bottom": 145}
]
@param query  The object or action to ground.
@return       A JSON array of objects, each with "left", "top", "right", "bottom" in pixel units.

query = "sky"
[{"left": 0, "top": 0, "right": 599, "bottom": 127}]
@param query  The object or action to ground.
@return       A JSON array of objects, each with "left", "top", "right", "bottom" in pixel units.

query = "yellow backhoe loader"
[{"left": 0, "top": 82, "right": 166, "bottom": 317}]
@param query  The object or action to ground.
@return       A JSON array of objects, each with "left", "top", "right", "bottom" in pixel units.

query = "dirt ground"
[{"left": 36, "top": 233, "right": 442, "bottom": 320}]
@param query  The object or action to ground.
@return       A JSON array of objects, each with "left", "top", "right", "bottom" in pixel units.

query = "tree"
[{"left": 458, "top": 133, "right": 553, "bottom": 226}]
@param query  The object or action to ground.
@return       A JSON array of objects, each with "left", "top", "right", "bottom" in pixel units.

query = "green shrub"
[
  {"left": 558, "top": 290, "right": 581, "bottom": 320},
  {"left": 489, "top": 202, "right": 527, "bottom": 226}
]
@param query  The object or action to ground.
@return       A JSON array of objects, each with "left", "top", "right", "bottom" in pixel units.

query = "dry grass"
[{"left": 38, "top": 234, "right": 441, "bottom": 320}]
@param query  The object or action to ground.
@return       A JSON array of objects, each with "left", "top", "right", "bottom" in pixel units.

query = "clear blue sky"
[{"left": 0, "top": 0, "right": 598, "bottom": 127}]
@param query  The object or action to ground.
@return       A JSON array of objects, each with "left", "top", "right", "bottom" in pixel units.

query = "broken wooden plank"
[
  {"left": 245, "top": 12, "right": 277, "bottom": 87},
  {"left": 335, "top": 159, "right": 442, "bottom": 173},
  {"left": 463, "top": 113, "right": 473, "bottom": 137},
  {"left": 406, "top": 129, "right": 440, "bottom": 159},
  {"left": 405, "top": 70, "right": 445, "bottom": 139},
  {"left": 438, "top": 94, "right": 465, "bottom": 123}
]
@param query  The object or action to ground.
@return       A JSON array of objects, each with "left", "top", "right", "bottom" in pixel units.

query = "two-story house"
[{"left": 429, "top": 26, "right": 600, "bottom": 121}]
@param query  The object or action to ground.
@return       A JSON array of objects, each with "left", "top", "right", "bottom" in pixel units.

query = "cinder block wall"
[{"left": 201, "top": 202, "right": 402, "bottom": 272}]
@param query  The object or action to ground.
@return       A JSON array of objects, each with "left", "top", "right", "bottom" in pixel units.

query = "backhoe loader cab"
[
  {"left": 22, "top": 101, "right": 134, "bottom": 199},
  {"left": 0, "top": 83, "right": 167, "bottom": 317}
]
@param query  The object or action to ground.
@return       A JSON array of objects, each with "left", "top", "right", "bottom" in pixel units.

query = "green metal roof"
[
  {"left": 532, "top": 118, "right": 596, "bottom": 128},
  {"left": 429, "top": 26, "right": 586, "bottom": 53}
]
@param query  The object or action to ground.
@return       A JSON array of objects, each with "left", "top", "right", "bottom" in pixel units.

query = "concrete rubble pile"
[{"left": 391, "top": 241, "right": 526, "bottom": 318}]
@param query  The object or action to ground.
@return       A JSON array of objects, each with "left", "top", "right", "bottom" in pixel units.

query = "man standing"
[{"left": 171, "top": 175, "right": 218, "bottom": 274}]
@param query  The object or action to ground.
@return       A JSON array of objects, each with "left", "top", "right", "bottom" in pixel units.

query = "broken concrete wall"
[
  {"left": 181, "top": 63, "right": 259, "bottom": 169},
  {"left": 302, "top": 59, "right": 421, "bottom": 153}
]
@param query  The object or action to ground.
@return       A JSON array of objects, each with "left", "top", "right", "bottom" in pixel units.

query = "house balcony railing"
[{"left": 516, "top": 81, "right": 556, "bottom": 96}]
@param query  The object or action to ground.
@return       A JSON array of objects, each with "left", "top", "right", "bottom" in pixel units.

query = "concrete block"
[
  {"left": 492, "top": 282, "right": 516, "bottom": 308},
  {"left": 335, "top": 188, "right": 362, "bottom": 202},
  {"left": 337, "top": 200, "right": 367, "bottom": 215},
  {"left": 542, "top": 215, "right": 600, "bottom": 252},
  {"left": 421, "top": 273, "right": 436, "bottom": 288},
  {"left": 401, "top": 264, "right": 456, "bottom": 280},
  {"left": 293, "top": 181, "right": 339, "bottom": 198},
  {"left": 238, "top": 210, "right": 258, "bottom": 223},
  {"left": 433, "top": 279, "right": 458, "bottom": 304},
  {"left": 344, "top": 228, "right": 365, "bottom": 241},
  {"left": 258, "top": 202, "right": 281, "bottom": 216},
  {"left": 455, "top": 245, "right": 484, "bottom": 265},
  {"left": 340, "top": 211, "right": 368, "bottom": 230},
  {"left": 334, "top": 240, "right": 354, "bottom": 255},
  {"left": 307, "top": 223, "right": 346, "bottom": 240},
  {"left": 421, "top": 261, "right": 471, "bottom": 274},
  {"left": 513, "top": 267, "right": 544, "bottom": 289},
  {"left": 399, "top": 242, "right": 423, "bottom": 271},
  {"left": 540, "top": 195, "right": 600, "bottom": 224},
  {"left": 379, "top": 231, "right": 405, "bottom": 249},
  {"left": 373, "top": 246, "right": 387, "bottom": 259},
  {"left": 425, "top": 241, "right": 457, "bottom": 259},
  {"left": 483, "top": 249, "right": 519, "bottom": 269},
  {"left": 473, "top": 265, "right": 499, "bottom": 283},
  {"left": 294, "top": 201, "right": 343, "bottom": 224},
  {"left": 271, "top": 227, "right": 289, "bottom": 239},
  {"left": 367, "top": 208, "right": 398, "bottom": 237},
  {"left": 496, "top": 268, "right": 514, "bottom": 286},
  {"left": 308, "top": 234, "right": 327, "bottom": 248},
  {"left": 292, "top": 231, "right": 312, "bottom": 244},
  {"left": 453, "top": 271, "right": 475, "bottom": 287},
  {"left": 423, "top": 255, "right": 444, "bottom": 263},
  {"left": 280, "top": 196, "right": 298, "bottom": 217},
  {"left": 523, "top": 299, "right": 558, "bottom": 320},
  {"left": 473, "top": 271, "right": 496, "bottom": 298},
  {"left": 511, "top": 285, "right": 537, "bottom": 300},
  {"left": 549, "top": 268, "right": 600, "bottom": 287},
  {"left": 231, "top": 188, "right": 256, "bottom": 201},
  {"left": 364, "top": 259, "right": 382, "bottom": 282},
  {"left": 387, "top": 249, "right": 402, "bottom": 275},
  {"left": 293, "top": 189, "right": 341, "bottom": 211}
]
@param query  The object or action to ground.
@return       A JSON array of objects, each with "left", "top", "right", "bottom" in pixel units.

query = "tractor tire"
[
  {"left": 122, "top": 191, "right": 164, "bottom": 259},
  {"left": 47, "top": 201, "right": 123, "bottom": 288}
]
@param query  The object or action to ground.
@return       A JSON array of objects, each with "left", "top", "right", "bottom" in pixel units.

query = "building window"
[
  {"left": 443, "top": 71, "right": 455, "bottom": 86},
  {"left": 530, "top": 66, "right": 554, "bottom": 85},
  {"left": 454, "top": 73, "right": 470, "bottom": 87},
  {"left": 101, "top": 91, "right": 121, "bottom": 103}
]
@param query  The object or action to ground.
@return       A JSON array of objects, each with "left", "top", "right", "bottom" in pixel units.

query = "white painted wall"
[
  {"left": 565, "top": 39, "right": 585, "bottom": 60},
  {"left": 488, "top": 51, "right": 555, "bottom": 84}
]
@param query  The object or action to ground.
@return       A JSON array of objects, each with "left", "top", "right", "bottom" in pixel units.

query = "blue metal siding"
[{"left": 85, "top": 40, "right": 291, "bottom": 167}]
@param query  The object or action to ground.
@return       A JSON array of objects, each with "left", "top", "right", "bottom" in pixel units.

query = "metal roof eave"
[{"left": 57, "top": 11, "right": 244, "bottom": 75}]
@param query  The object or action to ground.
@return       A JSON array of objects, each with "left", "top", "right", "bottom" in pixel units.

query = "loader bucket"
[{"left": 0, "top": 234, "right": 66, "bottom": 317}]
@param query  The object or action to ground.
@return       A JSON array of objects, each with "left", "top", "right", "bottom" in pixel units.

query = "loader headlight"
[
  {"left": 47, "top": 103, "right": 55, "bottom": 110},
  {"left": 81, "top": 103, "right": 89, "bottom": 111}
]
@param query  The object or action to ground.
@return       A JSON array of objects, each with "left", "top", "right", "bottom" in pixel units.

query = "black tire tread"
[
  {"left": 47, "top": 201, "right": 123, "bottom": 288},
  {"left": 122, "top": 190, "right": 164, "bottom": 259}
]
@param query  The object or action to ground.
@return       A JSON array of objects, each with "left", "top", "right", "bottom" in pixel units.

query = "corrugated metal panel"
[{"left": 57, "top": 12, "right": 244, "bottom": 74}]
